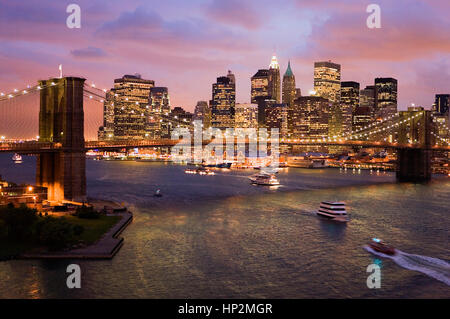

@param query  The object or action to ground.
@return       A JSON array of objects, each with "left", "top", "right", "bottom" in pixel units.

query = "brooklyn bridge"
[{"left": 0, "top": 77, "right": 449, "bottom": 202}]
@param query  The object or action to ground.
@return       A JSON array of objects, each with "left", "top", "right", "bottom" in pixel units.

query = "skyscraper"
[
  {"left": 360, "top": 85, "right": 376, "bottom": 117},
  {"left": 148, "top": 87, "right": 171, "bottom": 138},
  {"left": 435, "top": 94, "right": 450, "bottom": 116},
  {"left": 289, "top": 96, "right": 331, "bottom": 140},
  {"left": 269, "top": 54, "right": 281, "bottom": 103},
  {"left": 340, "top": 81, "right": 360, "bottom": 134},
  {"left": 235, "top": 103, "right": 258, "bottom": 128},
  {"left": 194, "top": 101, "right": 211, "bottom": 129},
  {"left": 314, "top": 61, "right": 341, "bottom": 103},
  {"left": 251, "top": 69, "right": 271, "bottom": 103},
  {"left": 265, "top": 103, "right": 288, "bottom": 138},
  {"left": 282, "top": 61, "right": 296, "bottom": 107},
  {"left": 211, "top": 72, "right": 236, "bottom": 129},
  {"left": 99, "top": 74, "right": 154, "bottom": 140},
  {"left": 375, "top": 77, "right": 397, "bottom": 119}
]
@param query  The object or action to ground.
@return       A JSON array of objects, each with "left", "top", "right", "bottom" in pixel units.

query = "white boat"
[
  {"left": 12, "top": 153, "right": 22, "bottom": 163},
  {"left": 316, "top": 201, "right": 349, "bottom": 222},
  {"left": 249, "top": 173, "right": 280, "bottom": 186}
]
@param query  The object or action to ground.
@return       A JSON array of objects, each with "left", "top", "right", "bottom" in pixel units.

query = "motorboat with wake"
[
  {"left": 368, "top": 238, "right": 396, "bottom": 255},
  {"left": 316, "top": 201, "right": 349, "bottom": 222}
]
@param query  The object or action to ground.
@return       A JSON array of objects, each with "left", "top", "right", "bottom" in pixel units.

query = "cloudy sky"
[{"left": 0, "top": 0, "right": 449, "bottom": 113}]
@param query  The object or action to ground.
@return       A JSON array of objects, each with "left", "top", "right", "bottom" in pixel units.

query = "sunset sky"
[{"left": 1, "top": 0, "right": 449, "bottom": 113}]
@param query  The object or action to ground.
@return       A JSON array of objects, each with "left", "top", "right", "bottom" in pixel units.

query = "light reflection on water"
[{"left": 0, "top": 155, "right": 449, "bottom": 298}]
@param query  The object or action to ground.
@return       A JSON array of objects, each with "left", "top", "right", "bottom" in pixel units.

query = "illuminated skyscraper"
[
  {"left": 360, "top": 85, "right": 376, "bottom": 118},
  {"left": 251, "top": 69, "right": 271, "bottom": 103},
  {"left": 314, "top": 61, "right": 341, "bottom": 103},
  {"left": 99, "top": 74, "right": 154, "bottom": 140},
  {"left": 269, "top": 54, "right": 281, "bottom": 103},
  {"left": 289, "top": 96, "right": 331, "bottom": 140},
  {"left": 265, "top": 103, "right": 288, "bottom": 138},
  {"left": 194, "top": 101, "right": 211, "bottom": 128},
  {"left": 375, "top": 77, "right": 397, "bottom": 119},
  {"left": 148, "top": 87, "right": 171, "bottom": 138},
  {"left": 434, "top": 94, "right": 449, "bottom": 116},
  {"left": 340, "top": 81, "right": 360, "bottom": 134},
  {"left": 282, "top": 61, "right": 296, "bottom": 107},
  {"left": 211, "top": 72, "right": 236, "bottom": 129},
  {"left": 235, "top": 103, "right": 258, "bottom": 128}
]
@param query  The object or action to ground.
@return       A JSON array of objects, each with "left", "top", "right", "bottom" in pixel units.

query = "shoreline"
[{"left": 18, "top": 199, "right": 133, "bottom": 260}]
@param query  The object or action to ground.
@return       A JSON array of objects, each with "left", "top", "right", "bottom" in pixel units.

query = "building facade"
[
  {"left": 375, "top": 77, "right": 398, "bottom": 119},
  {"left": 148, "top": 87, "right": 171, "bottom": 138},
  {"left": 211, "top": 73, "right": 236, "bottom": 129},
  {"left": 282, "top": 61, "right": 296, "bottom": 107},
  {"left": 98, "top": 74, "right": 155, "bottom": 140},
  {"left": 251, "top": 69, "right": 271, "bottom": 103},
  {"left": 314, "top": 61, "right": 341, "bottom": 104},
  {"left": 268, "top": 55, "right": 281, "bottom": 103},
  {"left": 340, "top": 81, "right": 360, "bottom": 135},
  {"left": 235, "top": 103, "right": 258, "bottom": 128},
  {"left": 193, "top": 101, "right": 211, "bottom": 129}
]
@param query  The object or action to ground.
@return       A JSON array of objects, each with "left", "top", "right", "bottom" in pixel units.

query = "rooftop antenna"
[{"left": 58, "top": 64, "right": 63, "bottom": 78}]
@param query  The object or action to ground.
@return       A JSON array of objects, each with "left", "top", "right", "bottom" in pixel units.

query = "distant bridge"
[{"left": 0, "top": 76, "right": 449, "bottom": 202}]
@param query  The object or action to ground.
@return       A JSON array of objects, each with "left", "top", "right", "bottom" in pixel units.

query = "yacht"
[
  {"left": 249, "top": 173, "right": 280, "bottom": 186},
  {"left": 316, "top": 201, "right": 349, "bottom": 222},
  {"left": 12, "top": 153, "right": 22, "bottom": 163}
]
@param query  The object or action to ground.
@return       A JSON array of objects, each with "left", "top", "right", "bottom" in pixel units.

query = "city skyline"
[{"left": 0, "top": 0, "right": 449, "bottom": 114}]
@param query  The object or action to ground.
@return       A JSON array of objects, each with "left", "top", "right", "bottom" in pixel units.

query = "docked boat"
[
  {"left": 12, "top": 153, "right": 22, "bottom": 163},
  {"left": 249, "top": 173, "right": 280, "bottom": 186},
  {"left": 287, "top": 156, "right": 328, "bottom": 168},
  {"left": 368, "top": 238, "right": 396, "bottom": 255},
  {"left": 203, "top": 162, "right": 232, "bottom": 169},
  {"left": 316, "top": 201, "right": 349, "bottom": 222}
]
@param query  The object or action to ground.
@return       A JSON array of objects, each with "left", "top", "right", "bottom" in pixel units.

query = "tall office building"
[
  {"left": 265, "top": 103, "right": 288, "bottom": 138},
  {"left": 193, "top": 101, "right": 211, "bottom": 128},
  {"left": 360, "top": 85, "right": 376, "bottom": 117},
  {"left": 289, "top": 96, "right": 331, "bottom": 140},
  {"left": 210, "top": 72, "right": 236, "bottom": 129},
  {"left": 340, "top": 81, "right": 360, "bottom": 134},
  {"left": 435, "top": 94, "right": 450, "bottom": 116},
  {"left": 148, "top": 87, "right": 171, "bottom": 138},
  {"left": 269, "top": 54, "right": 281, "bottom": 103},
  {"left": 375, "top": 77, "right": 397, "bottom": 119},
  {"left": 235, "top": 103, "right": 258, "bottom": 128},
  {"left": 353, "top": 106, "right": 372, "bottom": 132},
  {"left": 98, "top": 90, "right": 115, "bottom": 140},
  {"left": 99, "top": 74, "right": 154, "bottom": 140},
  {"left": 282, "top": 61, "right": 296, "bottom": 107},
  {"left": 251, "top": 69, "right": 271, "bottom": 103},
  {"left": 314, "top": 61, "right": 341, "bottom": 103}
]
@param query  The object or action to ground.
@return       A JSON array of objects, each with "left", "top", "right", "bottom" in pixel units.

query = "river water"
[{"left": 0, "top": 154, "right": 448, "bottom": 298}]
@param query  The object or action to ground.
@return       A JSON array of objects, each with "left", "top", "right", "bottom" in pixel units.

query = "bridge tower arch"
[
  {"left": 396, "top": 110, "right": 432, "bottom": 182},
  {"left": 36, "top": 77, "right": 86, "bottom": 202}
]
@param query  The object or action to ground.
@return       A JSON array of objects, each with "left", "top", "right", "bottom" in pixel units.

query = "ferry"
[
  {"left": 249, "top": 173, "right": 280, "bottom": 186},
  {"left": 12, "top": 153, "right": 22, "bottom": 163},
  {"left": 316, "top": 201, "right": 349, "bottom": 222},
  {"left": 368, "top": 238, "right": 396, "bottom": 255}
]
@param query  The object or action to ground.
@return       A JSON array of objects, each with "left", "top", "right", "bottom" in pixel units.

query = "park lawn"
[{"left": 64, "top": 215, "right": 122, "bottom": 244}]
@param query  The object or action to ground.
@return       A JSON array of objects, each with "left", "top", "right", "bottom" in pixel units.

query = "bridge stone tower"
[
  {"left": 36, "top": 77, "right": 86, "bottom": 202},
  {"left": 396, "top": 110, "right": 432, "bottom": 182}
]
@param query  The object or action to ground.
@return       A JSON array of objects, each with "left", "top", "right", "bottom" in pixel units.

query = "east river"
[{"left": 0, "top": 154, "right": 449, "bottom": 298}]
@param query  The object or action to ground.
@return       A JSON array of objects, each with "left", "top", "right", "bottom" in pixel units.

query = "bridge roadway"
[{"left": 1, "top": 139, "right": 449, "bottom": 153}]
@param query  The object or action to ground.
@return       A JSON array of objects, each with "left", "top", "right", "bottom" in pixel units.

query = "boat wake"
[{"left": 364, "top": 246, "right": 450, "bottom": 286}]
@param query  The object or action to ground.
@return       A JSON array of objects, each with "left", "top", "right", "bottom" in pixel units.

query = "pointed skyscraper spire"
[{"left": 284, "top": 60, "right": 293, "bottom": 77}]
